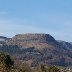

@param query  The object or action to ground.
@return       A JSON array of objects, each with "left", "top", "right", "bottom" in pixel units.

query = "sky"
[{"left": 0, "top": 0, "right": 72, "bottom": 42}]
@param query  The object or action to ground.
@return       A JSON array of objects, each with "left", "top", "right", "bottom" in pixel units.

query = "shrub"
[{"left": 48, "top": 66, "right": 60, "bottom": 72}]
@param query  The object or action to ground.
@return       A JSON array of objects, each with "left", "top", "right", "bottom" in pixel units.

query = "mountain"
[
  {"left": 58, "top": 40, "right": 72, "bottom": 51},
  {"left": 6, "top": 34, "right": 58, "bottom": 49},
  {"left": 0, "top": 33, "right": 72, "bottom": 67}
]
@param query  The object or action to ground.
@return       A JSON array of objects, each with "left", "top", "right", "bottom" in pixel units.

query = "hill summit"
[{"left": 7, "top": 33, "right": 57, "bottom": 49}]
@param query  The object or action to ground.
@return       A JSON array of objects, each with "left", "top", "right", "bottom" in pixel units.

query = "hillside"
[{"left": 0, "top": 33, "right": 72, "bottom": 67}]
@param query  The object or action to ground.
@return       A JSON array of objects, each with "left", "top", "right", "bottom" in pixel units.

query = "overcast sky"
[{"left": 0, "top": 0, "right": 72, "bottom": 42}]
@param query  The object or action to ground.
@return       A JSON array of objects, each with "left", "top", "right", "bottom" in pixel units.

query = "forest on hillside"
[{"left": 0, "top": 52, "right": 72, "bottom": 72}]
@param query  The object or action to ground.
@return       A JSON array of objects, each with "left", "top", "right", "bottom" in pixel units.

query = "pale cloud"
[
  {"left": 0, "top": 19, "right": 72, "bottom": 42},
  {"left": 0, "top": 20, "right": 49, "bottom": 37}
]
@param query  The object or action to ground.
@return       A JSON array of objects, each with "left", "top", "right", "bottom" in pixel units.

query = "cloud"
[
  {"left": 0, "top": 19, "right": 72, "bottom": 42},
  {"left": 0, "top": 20, "right": 48, "bottom": 37}
]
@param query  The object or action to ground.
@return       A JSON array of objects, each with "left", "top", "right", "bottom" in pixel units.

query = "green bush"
[
  {"left": 48, "top": 66, "right": 60, "bottom": 72},
  {"left": 0, "top": 52, "right": 14, "bottom": 72}
]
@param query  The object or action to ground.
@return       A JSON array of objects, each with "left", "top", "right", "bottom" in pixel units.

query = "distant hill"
[
  {"left": 6, "top": 34, "right": 58, "bottom": 49},
  {"left": 0, "top": 33, "right": 72, "bottom": 67}
]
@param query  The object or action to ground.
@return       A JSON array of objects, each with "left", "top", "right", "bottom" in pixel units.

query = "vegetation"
[
  {"left": 48, "top": 66, "right": 60, "bottom": 72},
  {"left": 33, "top": 64, "right": 61, "bottom": 72},
  {"left": 0, "top": 52, "right": 14, "bottom": 72},
  {"left": 0, "top": 52, "right": 72, "bottom": 72}
]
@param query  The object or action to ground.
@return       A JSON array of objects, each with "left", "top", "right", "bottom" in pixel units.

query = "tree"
[
  {"left": 0, "top": 52, "right": 14, "bottom": 72},
  {"left": 5, "top": 55, "right": 14, "bottom": 68}
]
